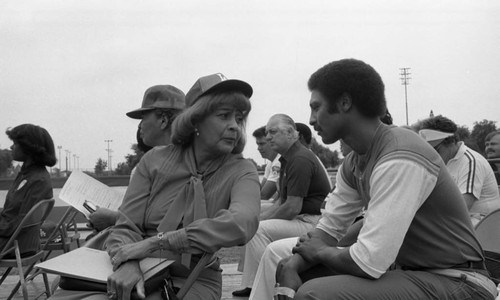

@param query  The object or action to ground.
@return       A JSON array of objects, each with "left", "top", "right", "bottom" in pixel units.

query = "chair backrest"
[
  {"left": 474, "top": 208, "right": 500, "bottom": 253},
  {"left": 41, "top": 206, "right": 78, "bottom": 247},
  {"left": 0, "top": 198, "right": 55, "bottom": 258}
]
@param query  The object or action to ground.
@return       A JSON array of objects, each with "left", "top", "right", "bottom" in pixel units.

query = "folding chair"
[
  {"left": 474, "top": 208, "right": 500, "bottom": 284},
  {"left": 41, "top": 206, "right": 81, "bottom": 257},
  {"left": 176, "top": 252, "right": 213, "bottom": 300},
  {"left": 130, "top": 252, "right": 213, "bottom": 300},
  {"left": 0, "top": 198, "right": 55, "bottom": 300},
  {"left": 53, "top": 230, "right": 213, "bottom": 300},
  {"left": 475, "top": 208, "right": 500, "bottom": 253},
  {"left": 7, "top": 206, "right": 84, "bottom": 297}
]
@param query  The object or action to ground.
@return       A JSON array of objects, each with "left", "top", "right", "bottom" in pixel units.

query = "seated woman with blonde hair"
[{"left": 50, "top": 74, "right": 260, "bottom": 300}]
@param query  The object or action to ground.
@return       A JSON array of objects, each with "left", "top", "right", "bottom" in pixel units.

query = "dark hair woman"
[{"left": 0, "top": 124, "right": 56, "bottom": 257}]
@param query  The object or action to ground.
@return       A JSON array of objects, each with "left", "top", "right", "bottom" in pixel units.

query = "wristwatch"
[
  {"left": 157, "top": 232, "right": 166, "bottom": 258},
  {"left": 157, "top": 232, "right": 165, "bottom": 250}
]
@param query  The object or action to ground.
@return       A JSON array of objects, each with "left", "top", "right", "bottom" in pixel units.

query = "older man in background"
[
  {"left": 232, "top": 114, "right": 330, "bottom": 297},
  {"left": 485, "top": 130, "right": 500, "bottom": 184}
]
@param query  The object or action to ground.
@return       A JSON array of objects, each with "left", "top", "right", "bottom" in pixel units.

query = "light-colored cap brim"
[{"left": 418, "top": 129, "right": 454, "bottom": 147}]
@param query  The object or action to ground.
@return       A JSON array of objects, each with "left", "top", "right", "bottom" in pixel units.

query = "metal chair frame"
[
  {"left": 10, "top": 206, "right": 83, "bottom": 297},
  {"left": 41, "top": 206, "right": 81, "bottom": 258},
  {"left": 474, "top": 207, "right": 500, "bottom": 253},
  {"left": 0, "top": 198, "right": 55, "bottom": 300}
]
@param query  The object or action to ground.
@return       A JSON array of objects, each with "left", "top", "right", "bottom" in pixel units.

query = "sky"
[{"left": 1, "top": 0, "right": 499, "bottom": 171}]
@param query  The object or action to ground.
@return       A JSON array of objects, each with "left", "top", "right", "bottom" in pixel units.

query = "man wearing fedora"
[
  {"left": 418, "top": 115, "right": 500, "bottom": 226},
  {"left": 88, "top": 85, "right": 186, "bottom": 232}
]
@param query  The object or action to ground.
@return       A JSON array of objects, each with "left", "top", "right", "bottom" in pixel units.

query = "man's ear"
[
  {"left": 160, "top": 117, "right": 168, "bottom": 130},
  {"left": 339, "top": 93, "right": 353, "bottom": 113}
]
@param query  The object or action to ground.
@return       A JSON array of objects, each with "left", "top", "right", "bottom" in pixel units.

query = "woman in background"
[{"left": 0, "top": 124, "right": 56, "bottom": 256}]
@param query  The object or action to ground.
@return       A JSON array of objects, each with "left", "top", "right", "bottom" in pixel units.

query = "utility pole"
[
  {"left": 64, "top": 150, "right": 70, "bottom": 173},
  {"left": 400, "top": 67, "right": 411, "bottom": 126},
  {"left": 68, "top": 150, "right": 72, "bottom": 171},
  {"left": 57, "top": 145, "right": 62, "bottom": 173},
  {"left": 104, "top": 139, "right": 113, "bottom": 175}
]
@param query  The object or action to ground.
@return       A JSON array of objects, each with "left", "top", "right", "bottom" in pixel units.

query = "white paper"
[{"left": 58, "top": 170, "right": 125, "bottom": 218}]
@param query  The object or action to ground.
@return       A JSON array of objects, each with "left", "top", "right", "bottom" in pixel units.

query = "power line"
[{"left": 400, "top": 67, "right": 411, "bottom": 125}]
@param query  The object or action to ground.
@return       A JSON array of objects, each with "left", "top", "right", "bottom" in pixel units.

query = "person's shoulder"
[
  {"left": 18, "top": 166, "right": 52, "bottom": 191},
  {"left": 25, "top": 165, "right": 51, "bottom": 181},
  {"left": 379, "top": 125, "right": 435, "bottom": 155},
  {"left": 289, "top": 144, "right": 315, "bottom": 160},
  {"left": 138, "top": 145, "right": 181, "bottom": 170},
  {"left": 375, "top": 126, "right": 444, "bottom": 175},
  {"left": 151, "top": 144, "right": 176, "bottom": 153},
  {"left": 463, "top": 145, "right": 496, "bottom": 171},
  {"left": 224, "top": 154, "right": 258, "bottom": 172},
  {"left": 144, "top": 144, "right": 178, "bottom": 158},
  {"left": 463, "top": 145, "right": 488, "bottom": 161},
  {"left": 380, "top": 125, "right": 419, "bottom": 143},
  {"left": 232, "top": 154, "right": 256, "bottom": 166},
  {"left": 286, "top": 154, "right": 317, "bottom": 175}
]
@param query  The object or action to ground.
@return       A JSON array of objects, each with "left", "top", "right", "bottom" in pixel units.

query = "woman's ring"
[
  {"left": 107, "top": 290, "right": 117, "bottom": 299},
  {"left": 111, "top": 256, "right": 117, "bottom": 263}
]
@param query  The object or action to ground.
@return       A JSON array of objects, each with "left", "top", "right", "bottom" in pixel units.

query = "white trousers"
[
  {"left": 249, "top": 237, "right": 297, "bottom": 300},
  {"left": 239, "top": 215, "right": 319, "bottom": 289}
]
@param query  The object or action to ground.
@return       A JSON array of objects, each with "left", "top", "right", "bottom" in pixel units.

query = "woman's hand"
[
  {"left": 107, "top": 260, "right": 146, "bottom": 300},
  {"left": 110, "top": 238, "right": 155, "bottom": 270}
]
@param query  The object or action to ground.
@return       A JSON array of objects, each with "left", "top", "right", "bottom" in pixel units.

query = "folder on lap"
[{"left": 36, "top": 247, "right": 174, "bottom": 283}]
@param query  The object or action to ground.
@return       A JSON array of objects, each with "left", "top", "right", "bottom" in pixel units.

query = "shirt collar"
[
  {"left": 448, "top": 141, "right": 465, "bottom": 163},
  {"left": 280, "top": 141, "right": 303, "bottom": 162}
]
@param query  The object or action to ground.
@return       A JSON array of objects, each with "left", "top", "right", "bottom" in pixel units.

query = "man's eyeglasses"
[{"left": 434, "top": 141, "right": 444, "bottom": 152}]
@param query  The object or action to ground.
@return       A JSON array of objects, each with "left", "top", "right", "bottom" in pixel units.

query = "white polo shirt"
[
  {"left": 447, "top": 142, "right": 500, "bottom": 220},
  {"left": 263, "top": 154, "right": 281, "bottom": 183}
]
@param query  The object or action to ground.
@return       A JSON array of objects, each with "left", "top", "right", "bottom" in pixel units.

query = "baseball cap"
[
  {"left": 126, "top": 85, "right": 186, "bottom": 119},
  {"left": 418, "top": 129, "right": 454, "bottom": 147},
  {"left": 185, "top": 73, "right": 253, "bottom": 107}
]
